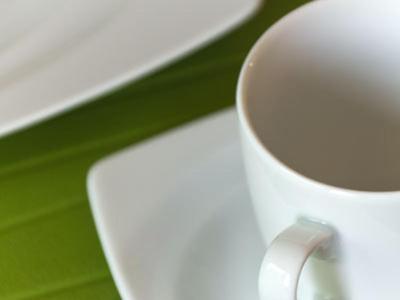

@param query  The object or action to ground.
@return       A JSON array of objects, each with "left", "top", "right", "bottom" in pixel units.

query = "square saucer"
[{"left": 88, "top": 109, "right": 264, "bottom": 300}]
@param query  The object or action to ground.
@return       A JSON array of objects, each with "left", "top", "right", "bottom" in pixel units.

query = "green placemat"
[{"left": 0, "top": 1, "right": 308, "bottom": 299}]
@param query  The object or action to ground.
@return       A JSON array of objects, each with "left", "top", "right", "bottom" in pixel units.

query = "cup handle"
[{"left": 259, "top": 221, "right": 333, "bottom": 300}]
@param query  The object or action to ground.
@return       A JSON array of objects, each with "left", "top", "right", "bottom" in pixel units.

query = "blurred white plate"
[
  {"left": 0, "top": 0, "right": 260, "bottom": 136},
  {"left": 87, "top": 109, "right": 265, "bottom": 300}
]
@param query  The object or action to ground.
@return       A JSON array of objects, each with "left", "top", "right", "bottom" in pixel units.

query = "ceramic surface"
[
  {"left": 88, "top": 110, "right": 265, "bottom": 300},
  {"left": 0, "top": 0, "right": 260, "bottom": 136},
  {"left": 237, "top": 1, "right": 400, "bottom": 299}
]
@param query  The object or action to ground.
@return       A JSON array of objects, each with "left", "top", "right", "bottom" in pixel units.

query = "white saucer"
[
  {"left": 88, "top": 109, "right": 265, "bottom": 300},
  {"left": 0, "top": 0, "right": 260, "bottom": 137}
]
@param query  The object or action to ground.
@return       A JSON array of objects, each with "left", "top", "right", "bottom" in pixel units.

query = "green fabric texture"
[{"left": 0, "top": 1, "right": 308, "bottom": 299}]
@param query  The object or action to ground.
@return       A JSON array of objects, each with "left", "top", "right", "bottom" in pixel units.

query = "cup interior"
[{"left": 240, "top": 1, "right": 400, "bottom": 191}]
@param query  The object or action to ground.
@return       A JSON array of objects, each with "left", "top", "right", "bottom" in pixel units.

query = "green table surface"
[{"left": 0, "top": 1, "right": 307, "bottom": 299}]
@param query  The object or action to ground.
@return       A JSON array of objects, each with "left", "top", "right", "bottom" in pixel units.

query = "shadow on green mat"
[{"left": 0, "top": 1, "right": 308, "bottom": 299}]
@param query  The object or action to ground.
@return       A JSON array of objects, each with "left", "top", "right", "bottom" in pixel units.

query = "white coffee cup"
[{"left": 237, "top": 1, "right": 400, "bottom": 299}]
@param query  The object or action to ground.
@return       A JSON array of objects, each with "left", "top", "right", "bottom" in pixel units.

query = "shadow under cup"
[{"left": 242, "top": 26, "right": 400, "bottom": 192}]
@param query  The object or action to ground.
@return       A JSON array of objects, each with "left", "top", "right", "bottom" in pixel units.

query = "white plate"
[
  {"left": 88, "top": 109, "right": 265, "bottom": 300},
  {"left": 0, "top": 0, "right": 260, "bottom": 137}
]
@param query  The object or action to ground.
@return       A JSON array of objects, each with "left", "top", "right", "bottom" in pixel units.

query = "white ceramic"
[
  {"left": 0, "top": 0, "right": 260, "bottom": 137},
  {"left": 88, "top": 109, "right": 265, "bottom": 300},
  {"left": 237, "top": 1, "right": 400, "bottom": 299}
]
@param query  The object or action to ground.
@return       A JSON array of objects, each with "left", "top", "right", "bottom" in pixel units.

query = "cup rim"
[{"left": 236, "top": 7, "right": 400, "bottom": 197}]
